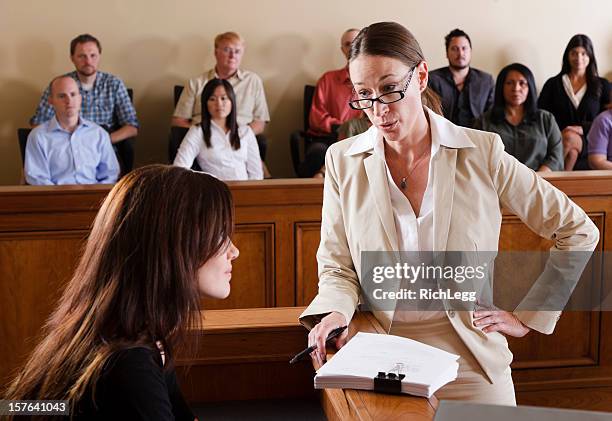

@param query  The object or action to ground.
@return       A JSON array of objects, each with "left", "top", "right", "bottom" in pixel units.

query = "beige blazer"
[{"left": 299, "top": 107, "right": 599, "bottom": 383}]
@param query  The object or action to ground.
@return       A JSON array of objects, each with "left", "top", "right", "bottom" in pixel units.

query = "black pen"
[{"left": 289, "top": 325, "right": 348, "bottom": 364}]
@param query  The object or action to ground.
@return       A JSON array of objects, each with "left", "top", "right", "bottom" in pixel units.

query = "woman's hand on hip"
[
  {"left": 308, "top": 311, "right": 349, "bottom": 367},
  {"left": 473, "top": 309, "right": 531, "bottom": 338}
]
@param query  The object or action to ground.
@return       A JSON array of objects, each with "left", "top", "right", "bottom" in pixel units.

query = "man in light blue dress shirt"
[
  {"left": 30, "top": 34, "right": 139, "bottom": 172},
  {"left": 24, "top": 76, "right": 120, "bottom": 185}
]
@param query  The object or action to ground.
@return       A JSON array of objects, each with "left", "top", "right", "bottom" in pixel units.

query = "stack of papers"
[{"left": 314, "top": 332, "right": 459, "bottom": 398}]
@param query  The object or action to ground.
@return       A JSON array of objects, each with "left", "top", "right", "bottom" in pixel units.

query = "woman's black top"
[
  {"left": 538, "top": 74, "right": 610, "bottom": 134},
  {"left": 71, "top": 347, "right": 194, "bottom": 420},
  {"left": 537, "top": 74, "right": 610, "bottom": 169}
]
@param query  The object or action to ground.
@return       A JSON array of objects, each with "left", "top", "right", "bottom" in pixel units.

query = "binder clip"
[{"left": 373, "top": 363, "right": 405, "bottom": 395}]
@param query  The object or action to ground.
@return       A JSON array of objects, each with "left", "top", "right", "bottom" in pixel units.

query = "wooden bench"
[
  {"left": 179, "top": 307, "right": 435, "bottom": 420},
  {"left": 176, "top": 307, "right": 314, "bottom": 402}
]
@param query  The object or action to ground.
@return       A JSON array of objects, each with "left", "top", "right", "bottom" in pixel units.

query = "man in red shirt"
[
  {"left": 299, "top": 29, "right": 361, "bottom": 177},
  {"left": 309, "top": 28, "right": 362, "bottom": 137}
]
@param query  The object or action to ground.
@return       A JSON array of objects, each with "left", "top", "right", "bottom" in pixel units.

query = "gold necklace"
[{"left": 399, "top": 148, "right": 430, "bottom": 190}]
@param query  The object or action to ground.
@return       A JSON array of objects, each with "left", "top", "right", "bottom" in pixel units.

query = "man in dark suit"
[{"left": 429, "top": 29, "right": 494, "bottom": 128}]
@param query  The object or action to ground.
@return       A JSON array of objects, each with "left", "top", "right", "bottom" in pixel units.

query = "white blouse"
[
  {"left": 173, "top": 121, "right": 263, "bottom": 180},
  {"left": 562, "top": 74, "right": 587, "bottom": 110},
  {"left": 374, "top": 134, "right": 445, "bottom": 322}
]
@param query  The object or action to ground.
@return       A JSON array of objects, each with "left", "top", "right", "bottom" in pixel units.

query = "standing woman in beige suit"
[{"left": 300, "top": 22, "right": 598, "bottom": 405}]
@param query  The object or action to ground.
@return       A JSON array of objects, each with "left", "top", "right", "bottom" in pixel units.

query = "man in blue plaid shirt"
[{"left": 30, "top": 34, "right": 139, "bottom": 172}]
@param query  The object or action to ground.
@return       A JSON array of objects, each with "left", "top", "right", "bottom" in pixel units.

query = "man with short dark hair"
[
  {"left": 429, "top": 29, "right": 494, "bottom": 127},
  {"left": 30, "top": 34, "right": 138, "bottom": 171},
  {"left": 25, "top": 76, "right": 119, "bottom": 185}
]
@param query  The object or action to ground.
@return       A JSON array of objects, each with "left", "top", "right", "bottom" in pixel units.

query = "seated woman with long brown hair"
[
  {"left": 538, "top": 34, "right": 610, "bottom": 170},
  {"left": 4, "top": 165, "right": 239, "bottom": 420}
]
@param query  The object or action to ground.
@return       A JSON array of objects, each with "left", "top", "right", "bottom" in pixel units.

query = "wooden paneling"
[
  {"left": 516, "top": 387, "right": 612, "bottom": 412},
  {"left": 0, "top": 184, "right": 108, "bottom": 232},
  {"left": 509, "top": 312, "right": 600, "bottom": 368},
  {"left": 174, "top": 306, "right": 436, "bottom": 414},
  {"left": 202, "top": 224, "right": 274, "bottom": 309},
  {"left": 295, "top": 222, "right": 321, "bottom": 306},
  {"left": 0, "top": 231, "right": 87, "bottom": 386},
  {"left": 177, "top": 362, "right": 315, "bottom": 403},
  {"left": 500, "top": 213, "right": 604, "bottom": 250},
  {"left": 175, "top": 307, "right": 315, "bottom": 402},
  {"left": 499, "top": 215, "right": 556, "bottom": 251},
  {"left": 228, "top": 180, "right": 323, "bottom": 307},
  {"left": 500, "top": 213, "right": 604, "bottom": 371}
]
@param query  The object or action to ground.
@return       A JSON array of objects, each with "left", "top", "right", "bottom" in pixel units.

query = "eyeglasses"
[
  {"left": 348, "top": 68, "right": 415, "bottom": 110},
  {"left": 219, "top": 47, "right": 242, "bottom": 55}
]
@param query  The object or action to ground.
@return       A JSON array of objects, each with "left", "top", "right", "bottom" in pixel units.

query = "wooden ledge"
[
  {"left": 197, "top": 306, "right": 305, "bottom": 332},
  {"left": 3, "top": 171, "right": 612, "bottom": 214},
  {"left": 178, "top": 307, "right": 308, "bottom": 366},
  {"left": 174, "top": 306, "right": 315, "bottom": 402}
]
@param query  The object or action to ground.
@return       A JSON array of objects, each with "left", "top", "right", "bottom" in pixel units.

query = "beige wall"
[{"left": 0, "top": 0, "right": 610, "bottom": 185}]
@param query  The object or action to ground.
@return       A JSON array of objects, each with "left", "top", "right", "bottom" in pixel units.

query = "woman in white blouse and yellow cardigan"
[{"left": 300, "top": 22, "right": 598, "bottom": 405}]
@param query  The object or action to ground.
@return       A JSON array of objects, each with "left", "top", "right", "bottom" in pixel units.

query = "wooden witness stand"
[
  {"left": 313, "top": 311, "right": 437, "bottom": 421},
  {"left": 183, "top": 307, "right": 436, "bottom": 420}
]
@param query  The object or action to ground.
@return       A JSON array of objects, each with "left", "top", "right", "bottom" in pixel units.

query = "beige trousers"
[{"left": 390, "top": 317, "right": 516, "bottom": 406}]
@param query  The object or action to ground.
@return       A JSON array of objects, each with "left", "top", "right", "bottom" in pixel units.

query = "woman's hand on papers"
[
  {"left": 473, "top": 309, "right": 531, "bottom": 337},
  {"left": 308, "top": 312, "right": 349, "bottom": 366}
]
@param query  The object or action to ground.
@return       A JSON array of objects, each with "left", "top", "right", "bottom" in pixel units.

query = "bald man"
[
  {"left": 25, "top": 76, "right": 119, "bottom": 185},
  {"left": 298, "top": 29, "right": 363, "bottom": 177},
  {"left": 308, "top": 28, "right": 363, "bottom": 137}
]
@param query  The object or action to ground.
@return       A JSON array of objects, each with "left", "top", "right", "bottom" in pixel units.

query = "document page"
[{"left": 315, "top": 332, "right": 459, "bottom": 397}]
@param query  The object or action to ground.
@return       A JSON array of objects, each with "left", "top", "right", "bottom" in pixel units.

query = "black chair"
[
  {"left": 169, "top": 85, "right": 188, "bottom": 165},
  {"left": 17, "top": 128, "right": 32, "bottom": 165},
  {"left": 168, "top": 126, "right": 201, "bottom": 171},
  {"left": 173, "top": 85, "right": 184, "bottom": 107},
  {"left": 290, "top": 85, "right": 337, "bottom": 177},
  {"left": 170, "top": 84, "right": 204, "bottom": 170},
  {"left": 112, "top": 87, "right": 136, "bottom": 175}
]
